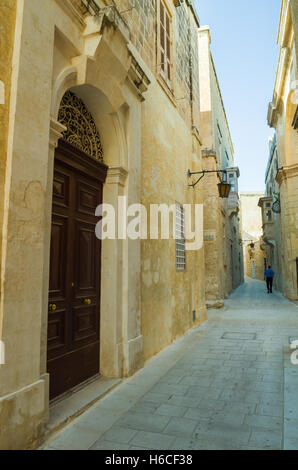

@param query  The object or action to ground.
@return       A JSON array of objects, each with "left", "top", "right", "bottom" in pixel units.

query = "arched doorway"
[{"left": 47, "top": 91, "right": 108, "bottom": 400}]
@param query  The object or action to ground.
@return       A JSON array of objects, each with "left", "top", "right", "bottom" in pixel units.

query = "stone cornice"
[
  {"left": 79, "top": 8, "right": 151, "bottom": 102},
  {"left": 276, "top": 163, "right": 298, "bottom": 184},
  {"left": 185, "top": 0, "right": 201, "bottom": 28},
  {"left": 227, "top": 166, "right": 240, "bottom": 178},
  {"left": 83, "top": 7, "right": 130, "bottom": 57},
  {"left": 49, "top": 118, "right": 67, "bottom": 150},
  {"left": 202, "top": 148, "right": 217, "bottom": 159},
  {"left": 127, "top": 44, "right": 151, "bottom": 102},
  {"left": 258, "top": 196, "right": 273, "bottom": 208},
  {"left": 106, "top": 166, "right": 128, "bottom": 186},
  {"left": 54, "top": 0, "right": 87, "bottom": 29}
]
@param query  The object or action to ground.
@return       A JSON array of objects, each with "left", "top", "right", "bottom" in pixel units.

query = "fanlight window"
[{"left": 58, "top": 91, "right": 104, "bottom": 162}]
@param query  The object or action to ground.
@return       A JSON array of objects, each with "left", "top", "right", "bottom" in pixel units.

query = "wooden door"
[{"left": 47, "top": 141, "right": 107, "bottom": 400}]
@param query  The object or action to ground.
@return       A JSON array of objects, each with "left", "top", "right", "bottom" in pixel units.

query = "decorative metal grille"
[
  {"left": 58, "top": 91, "right": 104, "bottom": 162},
  {"left": 272, "top": 196, "right": 281, "bottom": 214},
  {"left": 176, "top": 203, "right": 186, "bottom": 271}
]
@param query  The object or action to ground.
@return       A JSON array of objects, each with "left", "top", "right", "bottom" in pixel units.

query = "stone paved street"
[{"left": 42, "top": 279, "right": 298, "bottom": 450}]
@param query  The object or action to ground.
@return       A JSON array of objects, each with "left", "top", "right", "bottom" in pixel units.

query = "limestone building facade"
[
  {"left": 266, "top": 0, "right": 298, "bottom": 300},
  {"left": 0, "top": 0, "right": 242, "bottom": 449},
  {"left": 196, "top": 26, "right": 243, "bottom": 303},
  {"left": 240, "top": 193, "right": 266, "bottom": 281},
  {"left": 258, "top": 135, "right": 284, "bottom": 291}
]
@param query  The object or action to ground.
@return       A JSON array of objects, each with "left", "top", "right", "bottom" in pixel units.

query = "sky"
[{"left": 194, "top": 0, "right": 281, "bottom": 193}]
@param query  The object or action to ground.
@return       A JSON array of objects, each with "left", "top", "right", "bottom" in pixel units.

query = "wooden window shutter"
[{"left": 160, "top": 0, "right": 171, "bottom": 84}]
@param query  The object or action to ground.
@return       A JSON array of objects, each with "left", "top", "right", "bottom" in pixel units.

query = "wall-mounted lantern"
[
  {"left": 187, "top": 169, "right": 232, "bottom": 199},
  {"left": 218, "top": 181, "right": 232, "bottom": 199}
]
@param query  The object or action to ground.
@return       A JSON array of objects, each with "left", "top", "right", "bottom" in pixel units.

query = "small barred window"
[{"left": 176, "top": 203, "right": 186, "bottom": 272}]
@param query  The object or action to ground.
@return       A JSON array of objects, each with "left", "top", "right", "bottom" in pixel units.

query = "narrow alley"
[{"left": 42, "top": 279, "right": 298, "bottom": 451}]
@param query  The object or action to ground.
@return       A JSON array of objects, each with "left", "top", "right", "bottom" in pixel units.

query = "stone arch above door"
[{"left": 58, "top": 90, "right": 104, "bottom": 162}]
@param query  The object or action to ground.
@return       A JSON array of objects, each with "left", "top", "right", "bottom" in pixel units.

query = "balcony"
[
  {"left": 258, "top": 196, "right": 274, "bottom": 244},
  {"left": 227, "top": 167, "right": 240, "bottom": 217}
]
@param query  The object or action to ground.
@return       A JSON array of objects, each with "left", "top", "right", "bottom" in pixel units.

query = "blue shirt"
[{"left": 265, "top": 269, "right": 275, "bottom": 278}]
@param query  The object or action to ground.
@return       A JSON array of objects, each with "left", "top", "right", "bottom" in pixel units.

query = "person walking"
[{"left": 264, "top": 266, "right": 275, "bottom": 293}]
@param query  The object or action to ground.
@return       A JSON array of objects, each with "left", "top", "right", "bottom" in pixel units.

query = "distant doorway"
[{"left": 252, "top": 260, "right": 256, "bottom": 279}]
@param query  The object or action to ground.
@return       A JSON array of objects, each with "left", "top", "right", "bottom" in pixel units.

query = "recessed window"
[
  {"left": 159, "top": 0, "right": 171, "bottom": 86},
  {"left": 176, "top": 203, "right": 186, "bottom": 272}
]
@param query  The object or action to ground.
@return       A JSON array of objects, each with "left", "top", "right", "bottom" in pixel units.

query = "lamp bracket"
[{"left": 187, "top": 169, "right": 227, "bottom": 188}]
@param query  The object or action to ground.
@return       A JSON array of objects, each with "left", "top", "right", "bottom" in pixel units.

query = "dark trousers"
[{"left": 266, "top": 278, "right": 273, "bottom": 292}]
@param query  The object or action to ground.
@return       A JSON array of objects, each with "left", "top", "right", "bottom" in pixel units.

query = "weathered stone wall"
[
  {"left": 101, "top": 0, "right": 200, "bottom": 129},
  {"left": 209, "top": 54, "right": 234, "bottom": 171},
  {"left": 240, "top": 193, "right": 264, "bottom": 283},
  {"left": 264, "top": 140, "right": 284, "bottom": 292},
  {"left": 202, "top": 155, "right": 223, "bottom": 300},
  {"left": 240, "top": 193, "right": 264, "bottom": 240},
  {"left": 0, "top": 0, "right": 17, "bottom": 289},
  {"left": 290, "top": 0, "right": 298, "bottom": 75},
  {"left": 198, "top": 26, "right": 243, "bottom": 302},
  {"left": 245, "top": 242, "right": 266, "bottom": 281},
  {"left": 176, "top": 3, "right": 200, "bottom": 128},
  {"left": 103, "top": 0, "right": 156, "bottom": 69},
  {"left": 141, "top": 79, "right": 206, "bottom": 361},
  {"left": 226, "top": 213, "right": 243, "bottom": 294},
  {"left": 278, "top": 173, "right": 298, "bottom": 299},
  {"left": 267, "top": 0, "right": 298, "bottom": 300}
]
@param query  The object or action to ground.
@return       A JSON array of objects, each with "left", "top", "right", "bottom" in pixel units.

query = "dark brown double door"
[{"left": 47, "top": 141, "right": 107, "bottom": 400}]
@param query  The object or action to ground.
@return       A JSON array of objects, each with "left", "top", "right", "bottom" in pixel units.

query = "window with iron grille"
[
  {"left": 159, "top": 0, "right": 171, "bottom": 86},
  {"left": 176, "top": 203, "right": 186, "bottom": 271},
  {"left": 266, "top": 210, "right": 272, "bottom": 222}
]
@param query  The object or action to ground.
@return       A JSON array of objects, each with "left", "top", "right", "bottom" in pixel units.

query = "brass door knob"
[
  {"left": 49, "top": 304, "right": 57, "bottom": 311},
  {"left": 84, "top": 299, "right": 92, "bottom": 305}
]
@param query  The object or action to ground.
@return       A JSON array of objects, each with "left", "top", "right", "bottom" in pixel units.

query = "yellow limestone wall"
[
  {"left": 198, "top": 26, "right": 243, "bottom": 301},
  {"left": 141, "top": 80, "right": 207, "bottom": 361},
  {"left": 245, "top": 242, "right": 266, "bottom": 281},
  {"left": 268, "top": 0, "right": 298, "bottom": 300},
  {"left": 0, "top": 0, "right": 207, "bottom": 449},
  {"left": 0, "top": 0, "right": 17, "bottom": 282}
]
